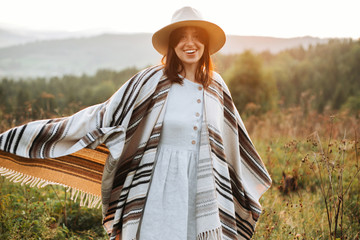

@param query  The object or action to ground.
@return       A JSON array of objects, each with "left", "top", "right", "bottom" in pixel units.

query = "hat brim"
[{"left": 152, "top": 20, "right": 226, "bottom": 56}]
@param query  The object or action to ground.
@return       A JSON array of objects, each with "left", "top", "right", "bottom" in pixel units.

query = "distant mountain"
[
  {"left": 0, "top": 29, "right": 38, "bottom": 48},
  {"left": 0, "top": 27, "right": 101, "bottom": 48},
  {"left": 0, "top": 29, "right": 329, "bottom": 78},
  {"left": 0, "top": 33, "right": 161, "bottom": 78},
  {"left": 221, "top": 35, "right": 329, "bottom": 54}
]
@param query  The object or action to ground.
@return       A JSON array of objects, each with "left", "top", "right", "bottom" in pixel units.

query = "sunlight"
[{"left": 0, "top": 0, "right": 359, "bottom": 38}]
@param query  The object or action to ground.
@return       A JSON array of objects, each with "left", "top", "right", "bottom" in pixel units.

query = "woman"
[{"left": 0, "top": 7, "right": 271, "bottom": 240}]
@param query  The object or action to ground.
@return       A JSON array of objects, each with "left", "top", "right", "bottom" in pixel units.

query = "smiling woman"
[
  {"left": 0, "top": 6, "right": 271, "bottom": 240},
  {"left": 163, "top": 26, "right": 209, "bottom": 86},
  {"left": 173, "top": 27, "right": 205, "bottom": 73}
]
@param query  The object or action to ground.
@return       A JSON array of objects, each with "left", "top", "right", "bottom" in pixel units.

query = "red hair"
[{"left": 161, "top": 27, "right": 214, "bottom": 88}]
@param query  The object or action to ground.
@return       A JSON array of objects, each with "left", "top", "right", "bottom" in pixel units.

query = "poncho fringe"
[{"left": 0, "top": 166, "right": 102, "bottom": 208}]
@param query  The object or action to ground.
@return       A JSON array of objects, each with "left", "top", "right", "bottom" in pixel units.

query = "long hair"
[{"left": 162, "top": 27, "right": 214, "bottom": 88}]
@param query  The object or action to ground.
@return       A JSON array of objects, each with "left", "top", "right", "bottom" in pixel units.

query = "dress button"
[
  {"left": 198, "top": 86, "right": 203, "bottom": 91},
  {"left": 193, "top": 126, "right": 198, "bottom": 131},
  {"left": 197, "top": 99, "right": 201, "bottom": 103},
  {"left": 195, "top": 112, "right": 200, "bottom": 117},
  {"left": 191, "top": 140, "right": 196, "bottom": 145}
]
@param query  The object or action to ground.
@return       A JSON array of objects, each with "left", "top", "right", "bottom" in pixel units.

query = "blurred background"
[{"left": 0, "top": 0, "right": 359, "bottom": 239}]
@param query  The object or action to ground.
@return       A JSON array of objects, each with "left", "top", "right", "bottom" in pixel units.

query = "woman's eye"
[{"left": 179, "top": 35, "right": 187, "bottom": 41}]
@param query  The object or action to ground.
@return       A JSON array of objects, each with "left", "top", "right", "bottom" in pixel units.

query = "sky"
[{"left": 0, "top": 0, "right": 359, "bottom": 39}]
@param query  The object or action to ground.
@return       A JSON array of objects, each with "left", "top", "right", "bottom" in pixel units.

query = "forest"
[
  {"left": 0, "top": 38, "right": 359, "bottom": 239},
  {"left": 0, "top": 39, "right": 359, "bottom": 125}
]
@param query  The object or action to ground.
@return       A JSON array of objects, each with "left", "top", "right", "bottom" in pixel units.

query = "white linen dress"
[{"left": 139, "top": 77, "right": 204, "bottom": 240}]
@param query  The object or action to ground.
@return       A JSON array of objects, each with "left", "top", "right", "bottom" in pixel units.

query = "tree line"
[
  {"left": 217, "top": 38, "right": 360, "bottom": 117},
  {"left": 1, "top": 38, "right": 359, "bottom": 128}
]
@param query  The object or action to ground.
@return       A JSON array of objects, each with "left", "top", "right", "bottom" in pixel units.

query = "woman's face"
[{"left": 173, "top": 27, "right": 205, "bottom": 68}]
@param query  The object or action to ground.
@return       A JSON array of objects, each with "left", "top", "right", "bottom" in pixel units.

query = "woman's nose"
[{"left": 184, "top": 36, "right": 196, "bottom": 44}]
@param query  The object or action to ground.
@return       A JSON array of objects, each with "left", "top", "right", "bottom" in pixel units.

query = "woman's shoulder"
[
  {"left": 211, "top": 71, "right": 231, "bottom": 95},
  {"left": 126, "top": 65, "right": 165, "bottom": 87},
  {"left": 137, "top": 65, "right": 164, "bottom": 78},
  {"left": 211, "top": 71, "right": 223, "bottom": 82}
]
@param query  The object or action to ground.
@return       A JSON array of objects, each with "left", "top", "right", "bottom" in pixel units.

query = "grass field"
[{"left": 1, "top": 109, "right": 359, "bottom": 239}]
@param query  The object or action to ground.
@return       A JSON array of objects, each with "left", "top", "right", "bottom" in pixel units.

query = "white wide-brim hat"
[{"left": 152, "top": 6, "right": 226, "bottom": 55}]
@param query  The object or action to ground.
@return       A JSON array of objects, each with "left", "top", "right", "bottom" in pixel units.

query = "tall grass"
[
  {"left": 251, "top": 109, "right": 359, "bottom": 239},
  {"left": 0, "top": 180, "right": 107, "bottom": 239}
]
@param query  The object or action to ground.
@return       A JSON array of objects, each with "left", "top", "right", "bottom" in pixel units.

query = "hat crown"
[{"left": 171, "top": 6, "right": 204, "bottom": 23}]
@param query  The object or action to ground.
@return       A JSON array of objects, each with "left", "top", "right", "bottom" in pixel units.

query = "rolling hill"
[{"left": 0, "top": 29, "right": 329, "bottom": 78}]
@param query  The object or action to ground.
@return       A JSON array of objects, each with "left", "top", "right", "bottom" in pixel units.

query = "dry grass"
[
  {"left": 1, "top": 108, "right": 359, "bottom": 239},
  {"left": 247, "top": 109, "right": 360, "bottom": 239}
]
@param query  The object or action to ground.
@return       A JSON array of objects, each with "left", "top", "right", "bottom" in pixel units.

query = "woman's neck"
[{"left": 181, "top": 64, "right": 197, "bottom": 82}]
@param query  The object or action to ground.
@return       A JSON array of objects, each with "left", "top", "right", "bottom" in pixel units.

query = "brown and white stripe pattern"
[
  {"left": 0, "top": 66, "right": 271, "bottom": 240},
  {"left": 203, "top": 72, "right": 272, "bottom": 239},
  {"left": 102, "top": 72, "right": 172, "bottom": 239}
]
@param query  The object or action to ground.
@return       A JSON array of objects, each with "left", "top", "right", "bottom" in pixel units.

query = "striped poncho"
[{"left": 0, "top": 65, "right": 271, "bottom": 240}]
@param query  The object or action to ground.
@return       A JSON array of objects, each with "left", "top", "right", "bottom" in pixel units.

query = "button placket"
[{"left": 190, "top": 84, "right": 203, "bottom": 146}]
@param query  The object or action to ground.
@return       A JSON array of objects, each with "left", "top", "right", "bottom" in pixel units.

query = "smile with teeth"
[{"left": 185, "top": 49, "right": 196, "bottom": 54}]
